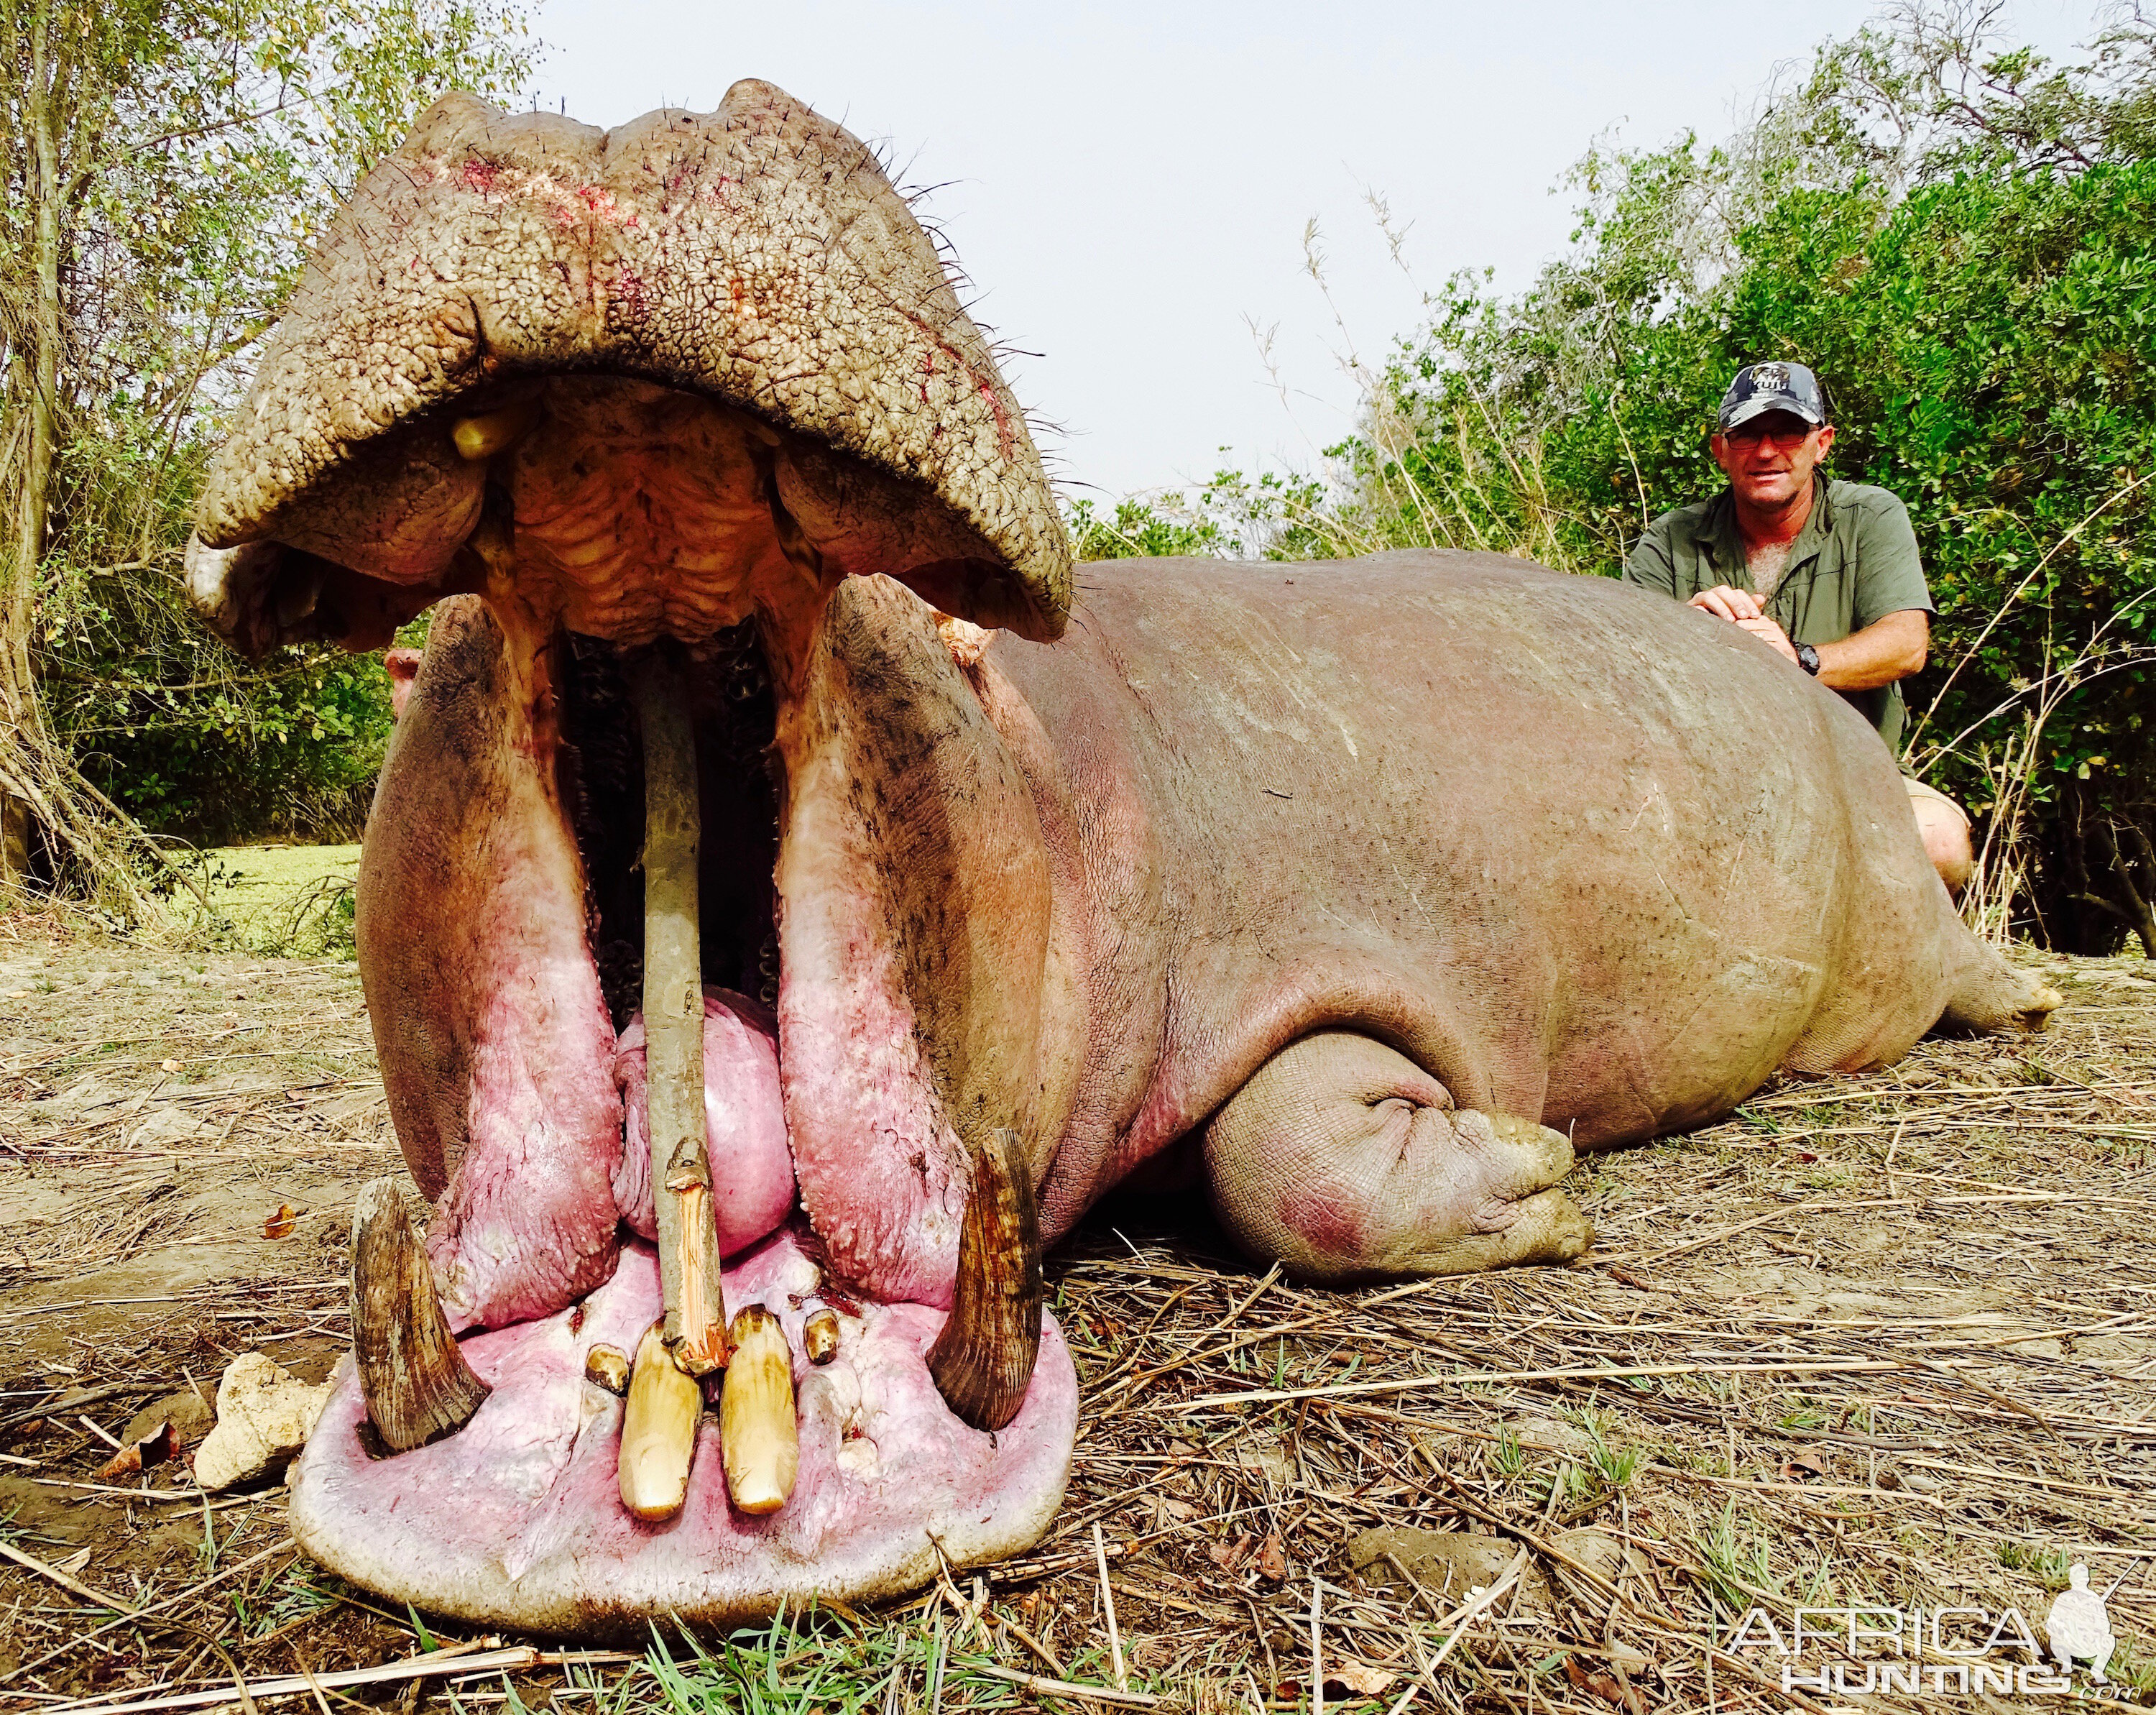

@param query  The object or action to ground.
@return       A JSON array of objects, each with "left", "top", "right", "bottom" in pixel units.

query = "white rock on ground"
[{"left": 193, "top": 1353, "right": 331, "bottom": 1491}]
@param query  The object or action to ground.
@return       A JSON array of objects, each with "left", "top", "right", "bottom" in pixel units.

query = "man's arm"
[
  {"left": 1738, "top": 607, "right": 1927, "bottom": 688},
  {"left": 1621, "top": 518, "right": 1680, "bottom": 596},
  {"left": 1818, "top": 608, "right": 1927, "bottom": 688}
]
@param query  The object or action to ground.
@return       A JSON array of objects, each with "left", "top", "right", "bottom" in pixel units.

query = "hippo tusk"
[
  {"left": 928, "top": 1128, "right": 1043, "bottom": 1431},
  {"left": 619, "top": 1318, "right": 701, "bottom": 1522},
  {"left": 584, "top": 1345, "right": 631, "bottom": 1396},
  {"left": 450, "top": 401, "right": 537, "bottom": 462},
  {"left": 802, "top": 1307, "right": 840, "bottom": 1366},
  {"left": 350, "top": 1178, "right": 490, "bottom": 1453}
]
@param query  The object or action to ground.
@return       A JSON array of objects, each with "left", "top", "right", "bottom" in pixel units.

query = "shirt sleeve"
[
  {"left": 1852, "top": 490, "right": 1935, "bottom": 626},
  {"left": 1622, "top": 515, "right": 1680, "bottom": 597}
]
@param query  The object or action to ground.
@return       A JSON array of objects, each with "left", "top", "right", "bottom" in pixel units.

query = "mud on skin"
[{"left": 184, "top": 81, "right": 2060, "bottom": 1637}]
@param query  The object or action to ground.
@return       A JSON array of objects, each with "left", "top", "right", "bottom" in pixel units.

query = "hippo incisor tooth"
[
  {"left": 803, "top": 1307, "right": 840, "bottom": 1366},
  {"left": 449, "top": 400, "right": 536, "bottom": 461},
  {"left": 630, "top": 645, "right": 729, "bottom": 1374},
  {"left": 927, "top": 1128, "right": 1043, "bottom": 1431},
  {"left": 719, "top": 1305, "right": 798, "bottom": 1514},
  {"left": 584, "top": 1344, "right": 631, "bottom": 1396},
  {"left": 350, "top": 1177, "right": 489, "bottom": 1453},
  {"left": 619, "top": 1318, "right": 701, "bottom": 1522}
]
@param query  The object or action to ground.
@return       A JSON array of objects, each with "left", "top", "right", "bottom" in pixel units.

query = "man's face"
[{"left": 1710, "top": 411, "right": 1835, "bottom": 510}]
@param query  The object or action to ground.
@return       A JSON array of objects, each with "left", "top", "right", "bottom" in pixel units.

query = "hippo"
[{"left": 183, "top": 81, "right": 2057, "bottom": 1637}]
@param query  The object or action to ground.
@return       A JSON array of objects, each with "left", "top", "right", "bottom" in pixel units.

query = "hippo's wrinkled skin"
[{"left": 183, "top": 81, "right": 2055, "bottom": 1637}]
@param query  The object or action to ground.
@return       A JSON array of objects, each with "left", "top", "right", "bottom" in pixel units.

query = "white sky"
[{"left": 530, "top": 1, "right": 2101, "bottom": 503}]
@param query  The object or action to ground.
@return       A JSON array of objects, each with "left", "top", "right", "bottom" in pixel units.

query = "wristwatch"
[{"left": 1796, "top": 642, "right": 1822, "bottom": 676}]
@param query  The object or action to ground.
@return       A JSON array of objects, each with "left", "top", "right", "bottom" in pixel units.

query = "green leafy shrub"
[{"left": 1184, "top": 6, "right": 2156, "bottom": 951}]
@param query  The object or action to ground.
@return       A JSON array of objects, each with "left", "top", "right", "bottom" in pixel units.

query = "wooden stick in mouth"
[{"left": 629, "top": 644, "right": 729, "bottom": 1379}]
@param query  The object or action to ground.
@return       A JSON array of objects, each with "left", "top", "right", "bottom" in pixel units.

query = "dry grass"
[{"left": 1, "top": 911, "right": 2152, "bottom": 1715}]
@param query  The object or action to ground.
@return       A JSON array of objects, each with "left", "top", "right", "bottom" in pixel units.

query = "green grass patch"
[{"left": 157, "top": 842, "right": 361, "bottom": 957}]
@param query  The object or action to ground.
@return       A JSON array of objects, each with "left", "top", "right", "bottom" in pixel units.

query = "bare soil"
[{"left": 1, "top": 909, "right": 2152, "bottom": 1715}]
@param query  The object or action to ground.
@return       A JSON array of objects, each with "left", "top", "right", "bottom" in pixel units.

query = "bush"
[
  {"left": 38, "top": 550, "right": 405, "bottom": 845},
  {"left": 1180, "top": 4, "right": 2156, "bottom": 952}
]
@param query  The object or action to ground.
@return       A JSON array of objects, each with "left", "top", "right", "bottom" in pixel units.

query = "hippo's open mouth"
[{"left": 183, "top": 84, "right": 1082, "bottom": 1634}]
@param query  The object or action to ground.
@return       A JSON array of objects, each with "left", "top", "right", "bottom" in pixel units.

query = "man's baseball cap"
[{"left": 1717, "top": 361, "right": 1828, "bottom": 431}]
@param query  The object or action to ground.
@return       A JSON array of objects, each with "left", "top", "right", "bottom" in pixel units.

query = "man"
[{"left": 1623, "top": 361, "right": 1973, "bottom": 893}]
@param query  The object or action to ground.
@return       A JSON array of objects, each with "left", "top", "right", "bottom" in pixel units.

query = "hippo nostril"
[{"left": 351, "top": 1178, "right": 490, "bottom": 1454}]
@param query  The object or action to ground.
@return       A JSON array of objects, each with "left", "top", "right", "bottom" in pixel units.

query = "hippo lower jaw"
[
  {"left": 297, "top": 1242, "right": 1078, "bottom": 1639},
  {"left": 254, "top": 374, "right": 1081, "bottom": 1637}
]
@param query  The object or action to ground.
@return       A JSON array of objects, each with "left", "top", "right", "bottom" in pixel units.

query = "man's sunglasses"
[{"left": 1722, "top": 420, "right": 1820, "bottom": 449}]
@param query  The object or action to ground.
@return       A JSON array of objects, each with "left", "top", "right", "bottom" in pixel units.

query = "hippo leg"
[
  {"left": 1938, "top": 934, "right": 2063, "bottom": 1036},
  {"left": 1202, "top": 1032, "right": 1593, "bottom": 1283}
]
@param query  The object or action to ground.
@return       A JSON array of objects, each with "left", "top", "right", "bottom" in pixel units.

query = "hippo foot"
[
  {"left": 292, "top": 1231, "right": 1077, "bottom": 1638},
  {"left": 1203, "top": 1031, "right": 1593, "bottom": 1282}
]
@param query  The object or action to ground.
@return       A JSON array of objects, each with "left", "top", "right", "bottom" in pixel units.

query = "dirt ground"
[{"left": 1, "top": 908, "right": 2152, "bottom": 1715}]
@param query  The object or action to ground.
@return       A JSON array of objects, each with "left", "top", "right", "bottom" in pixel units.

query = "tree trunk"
[
  {"left": 0, "top": 0, "right": 155, "bottom": 915},
  {"left": 0, "top": 0, "right": 65, "bottom": 900}
]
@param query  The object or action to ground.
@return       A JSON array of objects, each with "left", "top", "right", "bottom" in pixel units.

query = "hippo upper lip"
[{"left": 185, "top": 79, "right": 1070, "bottom": 654}]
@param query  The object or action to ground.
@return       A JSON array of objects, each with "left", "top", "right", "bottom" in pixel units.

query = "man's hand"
[
  {"left": 1688, "top": 595, "right": 1930, "bottom": 689},
  {"left": 1688, "top": 584, "right": 1799, "bottom": 661},
  {"left": 1735, "top": 615, "right": 1799, "bottom": 663},
  {"left": 1687, "top": 584, "right": 1762, "bottom": 622}
]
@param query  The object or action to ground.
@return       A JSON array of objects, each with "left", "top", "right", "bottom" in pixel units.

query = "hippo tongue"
[{"left": 609, "top": 994, "right": 792, "bottom": 1256}]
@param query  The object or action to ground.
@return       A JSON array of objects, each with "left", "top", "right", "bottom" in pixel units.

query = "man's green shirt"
[{"left": 1621, "top": 476, "right": 1934, "bottom": 751}]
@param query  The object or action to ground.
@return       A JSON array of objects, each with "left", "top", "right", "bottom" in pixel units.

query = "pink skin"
[
  {"left": 611, "top": 990, "right": 796, "bottom": 1254},
  {"left": 336, "top": 594, "right": 1079, "bottom": 1628},
  {"left": 361, "top": 611, "right": 625, "bottom": 1335},
  {"left": 290, "top": 1231, "right": 1077, "bottom": 1637},
  {"left": 772, "top": 737, "right": 965, "bottom": 1308},
  {"left": 384, "top": 648, "right": 422, "bottom": 720}
]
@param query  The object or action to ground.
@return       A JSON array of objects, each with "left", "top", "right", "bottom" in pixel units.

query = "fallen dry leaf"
[
  {"left": 95, "top": 1418, "right": 176, "bottom": 1481},
  {"left": 1565, "top": 1656, "right": 1645, "bottom": 1715},
  {"left": 262, "top": 1203, "right": 300, "bottom": 1239},
  {"left": 1324, "top": 1663, "right": 1398, "bottom": 1698},
  {"left": 1208, "top": 1533, "right": 1253, "bottom": 1573}
]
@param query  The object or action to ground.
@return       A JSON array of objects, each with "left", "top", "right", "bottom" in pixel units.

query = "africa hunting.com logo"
[{"left": 1726, "top": 1562, "right": 2122, "bottom": 1698}]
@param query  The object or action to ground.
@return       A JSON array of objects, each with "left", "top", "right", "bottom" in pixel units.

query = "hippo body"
[
  {"left": 877, "top": 547, "right": 2045, "bottom": 1277},
  {"left": 181, "top": 80, "right": 2051, "bottom": 1634}
]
